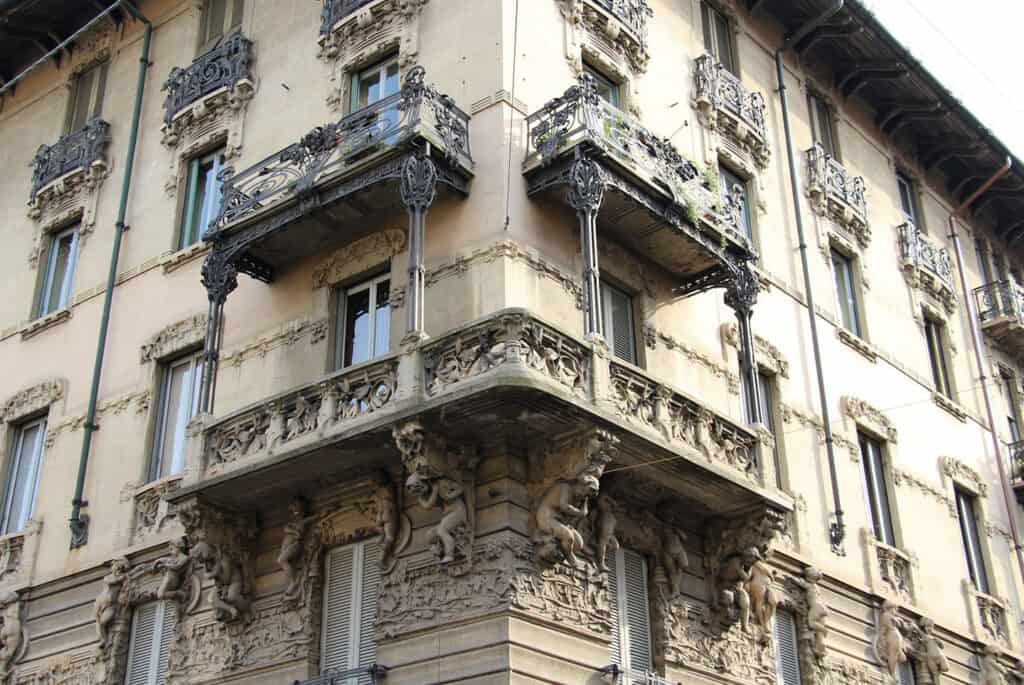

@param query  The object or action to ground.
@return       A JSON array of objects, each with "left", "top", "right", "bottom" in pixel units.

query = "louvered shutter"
[
  {"left": 601, "top": 282, "right": 637, "bottom": 365},
  {"left": 357, "top": 541, "right": 381, "bottom": 682},
  {"left": 773, "top": 609, "right": 802, "bottom": 685},
  {"left": 125, "top": 601, "right": 174, "bottom": 685},
  {"left": 322, "top": 541, "right": 380, "bottom": 681},
  {"left": 609, "top": 549, "right": 652, "bottom": 681},
  {"left": 155, "top": 603, "right": 176, "bottom": 685},
  {"left": 607, "top": 552, "right": 621, "bottom": 667}
]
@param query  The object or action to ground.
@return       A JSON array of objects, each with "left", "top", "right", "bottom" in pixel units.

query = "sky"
[{"left": 859, "top": 0, "right": 1024, "bottom": 160}]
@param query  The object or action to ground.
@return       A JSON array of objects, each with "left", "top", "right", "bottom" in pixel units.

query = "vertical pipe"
[{"left": 70, "top": 3, "right": 151, "bottom": 548}]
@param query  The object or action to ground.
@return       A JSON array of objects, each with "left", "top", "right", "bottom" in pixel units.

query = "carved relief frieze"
[
  {"left": 721, "top": 322, "right": 790, "bottom": 378},
  {"left": 1, "top": 380, "right": 65, "bottom": 423},
  {"left": 0, "top": 523, "right": 41, "bottom": 598},
  {"left": 311, "top": 229, "right": 407, "bottom": 289},
  {"left": 861, "top": 528, "right": 916, "bottom": 603},
  {"left": 12, "top": 650, "right": 95, "bottom": 685},
  {"left": 218, "top": 316, "right": 329, "bottom": 368},
  {"left": 0, "top": 591, "right": 28, "bottom": 685},
  {"left": 904, "top": 617, "right": 950, "bottom": 685},
  {"left": 939, "top": 455, "right": 987, "bottom": 497},
  {"left": 973, "top": 590, "right": 1010, "bottom": 646},
  {"left": 131, "top": 477, "right": 182, "bottom": 541},
  {"left": 44, "top": 389, "right": 150, "bottom": 449},
  {"left": 140, "top": 314, "right": 207, "bottom": 363},
  {"left": 319, "top": 0, "right": 429, "bottom": 112},
  {"left": 842, "top": 396, "right": 897, "bottom": 443},
  {"left": 510, "top": 546, "right": 615, "bottom": 636},
  {"left": 825, "top": 658, "right": 886, "bottom": 685}
]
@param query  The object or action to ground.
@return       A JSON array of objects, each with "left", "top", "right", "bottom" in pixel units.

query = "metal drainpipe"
[
  {"left": 774, "top": 0, "right": 847, "bottom": 553},
  {"left": 946, "top": 157, "right": 1024, "bottom": 587},
  {"left": 69, "top": 1, "right": 151, "bottom": 548}
]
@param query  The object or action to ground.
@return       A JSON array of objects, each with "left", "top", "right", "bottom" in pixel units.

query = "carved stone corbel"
[
  {"left": 177, "top": 497, "right": 258, "bottom": 623},
  {"left": 0, "top": 591, "right": 28, "bottom": 685}
]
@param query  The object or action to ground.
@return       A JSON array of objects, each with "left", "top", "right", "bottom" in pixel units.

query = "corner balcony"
[
  {"left": 28, "top": 118, "right": 110, "bottom": 206},
  {"left": 975, "top": 281, "right": 1024, "bottom": 355},
  {"left": 161, "top": 31, "right": 254, "bottom": 134},
  {"left": 807, "top": 143, "right": 869, "bottom": 247},
  {"left": 172, "top": 309, "right": 788, "bottom": 525},
  {"left": 1010, "top": 440, "right": 1024, "bottom": 508},
  {"left": 898, "top": 222, "right": 956, "bottom": 312},
  {"left": 693, "top": 54, "right": 769, "bottom": 168},
  {"left": 523, "top": 74, "right": 755, "bottom": 298}
]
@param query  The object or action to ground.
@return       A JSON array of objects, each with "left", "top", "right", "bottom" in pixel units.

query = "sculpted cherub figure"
[
  {"left": 95, "top": 557, "right": 130, "bottom": 647},
  {"left": 981, "top": 644, "right": 1005, "bottom": 685},
  {"left": 878, "top": 599, "right": 906, "bottom": 678},
  {"left": 593, "top": 492, "right": 619, "bottom": 571},
  {"left": 660, "top": 528, "right": 689, "bottom": 598},
  {"left": 919, "top": 617, "right": 950, "bottom": 685},
  {"left": 408, "top": 472, "right": 467, "bottom": 564},
  {"left": 156, "top": 536, "right": 191, "bottom": 603},
  {"left": 747, "top": 555, "right": 777, "bottom": 632},
  {"left": 0, "top": 591, "right": 24, "bottom": 681},
  {"left": 192, "top": 541, "right": 248, "bottom": 622},
  {"left": 535, "top": 474, "right": 600, "bottom": 567},
  {"left": 718, "top": 547, "right": 758, "bottom": 631},
  {"left": 278, "top": 499, "right": 317, "bottom": 602},
  {"left": 792, "top": 566, "right": 829, "bottom": 660},
  {"left": 372, "top": 471, "right": 400, "bottom": 569}
]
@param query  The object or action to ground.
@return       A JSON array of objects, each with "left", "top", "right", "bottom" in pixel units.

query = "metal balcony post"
[
  {"left": 725, "top": 261, "right": 762, "bottom": 426},
  {"left": 198, "top": 247, "right": 238, "bottom": 414},
  {"left": 569, "top": 155, "right": 605, "bottom": 338},
  {"left": 400, "top": 152, "right": 438, "bottom": 338}
]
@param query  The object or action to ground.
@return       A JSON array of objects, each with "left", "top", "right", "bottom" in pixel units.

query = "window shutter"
[
  {"left": 357, "top": 541, "right": 381, "bottom": 679},
  {"left": 155, "top": 603, "right": 176, "bottom": 685},
  {"left": 601, "top": 282, "right": 636, "bottom": 365},
  {"left": 607, "top": 552, "right": 621, "bottom": 667},
  {"left": 774, "top": 609, "right": 802, "bottom": 685},
  {"left": 125, "top": 601, "right": 174, "bottom": 685},
  {"left": 322, "top": 541, "right": 380, "bottom": 678},
  {"left": 621, "top": 549, "right": 652, "bottom": 675}
]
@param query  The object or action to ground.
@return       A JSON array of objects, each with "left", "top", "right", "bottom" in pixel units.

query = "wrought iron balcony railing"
[
  {"left": 320, "top": 0, "right": 376, "bottom": 34},
  {"left": 589, "top": 0, "right": 653, "bottom": 41},
  {"left": 293, "top": 665, "right": 388, "bottom": 685},
  {"left": 29, "top": 118, "right": 110, "bottom": 201},
  {"left": 209, "top": 66, "right": 471, "bottom": 234},
  {"left": 806, "top": 143, "right": 867, "bottom": 226},
  {"left": 974, "top": 280, "right": 1024, "bottom": 324},
  {"left": 693, "top": 54, "right": 767, "bottom": 143},
  {"left": 897, "top": 222, "right": 954, "bottom": 291},
  {"left": 162, "top": 32, "right": 254, "bottom": 125},
  {"left": 1010, "top": 440, "right": 1024, "bottom": 505}
]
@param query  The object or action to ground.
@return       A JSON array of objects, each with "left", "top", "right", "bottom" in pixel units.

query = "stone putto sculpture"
[
  {"left": 372, "top": 470, "right": 401, "bottom": 571},
  {"left": 980, "top": 644, "right": 1005, "bottom": 685},
  {"left": 795, "top": 566, "right": 829, "bottom": 662},
  {"left": 747, "top": 554, "right": 778, "bottom": 633},
  {"left": 659, "top": 528, "right": 689, "bottom": 598},
  {"left": 95, "top": 557, "right": 130, "bottom": 647},
  {"left": 0, "top": 591, "right": 26, "bottom": 684},
  {"left": 192, "top": 541, "right": 249, "bottom": 622},
  {"left": 278, "top": 499, "right": 315, "bottom": 604},
  {"left": 876, "top": 599, "right": 906, "bottom": 678},
  {"left": 592, "top": 492, "right": 619, "bottom": 571},
  {"left": 917, "top": 617, "right": 950, "bottom": 685},
  {"left": 155, "top": 536, "right": 194, "bottom": 606}
]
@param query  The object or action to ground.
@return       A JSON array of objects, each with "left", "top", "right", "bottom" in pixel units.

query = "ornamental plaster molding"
[
  {"left": 841, "top": 396, "right": 897, "bottom": 443},
  {"left": 0, "top": 380, "right": 65, "bottom": 423},
  {"left": 0, "top": 522, "right": 41, "bottom": 596},
  {"left": 319, "top": 0, "right": 429, "bottom": 112},
  {"left": 939, "top": 455, "right": 987, "bottom": 497},
  {"left": 27, "top": 165, "right": 108, "bottom": 268},
  {"left": 860, "top": 528, "right": 916, "bottom": 604},
  {"left": 129, "top": 477, "right": 183, "bottom": 542},
  {"left": 218, "top": 317, "right": 328, "bottom": 369},
  {"left": 311, "top": 229, "right": 407, "bottom": 290},
  {"left": 0, "top": 590, "right": 28, "bottom": 685},
  {"left": 140, "top": 314, "right": 207, "bottom": 363},
  {"left": 645, "top": 324, "right": 740, "bottom": 393},
  {"left": 721, "top": 322, "right": 790, "bottom": 378},
  {"left": 44, "top": 389, "right": 150, "bottom": 448}
]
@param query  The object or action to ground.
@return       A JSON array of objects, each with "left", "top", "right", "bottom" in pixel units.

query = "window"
[
  {"left": 896, "top": 172, "right": 921, "bottom": 228},
  {"left": 608, "top": 548, "right": 653, "bottom": 681},
  {"left": 179, "top": 148, "right": 225, "bottom": 249},
  {"left": 600, "top": 281, "right": 637, "bottom": 365},
  {"left": 743, "top": 370, "right": 782, "bottom": 488},
  {"left": 807, "top": 92, "right": 837, "bottom": 159},
  {"left": 351, "top": 56, "right": 400, "bottom": 112},
  {"left": 1002, "top": 373, "right": 1021, "bottom": 443},
  {"left": 720, "top": 166, "right": 752, "bottom": 240},
  {"left": 923, "top": 315, "right": 952, "bottom": 399},
  {"left": 199, "top": 0, "right": 244, "bottom": 53},
  {"left": 975, "top": 240, "right": 994, "bottom": 285},
  {"left": 124, "top": 601, "right": 176, "bottom": 685},
  {"left": 701, "top": 1, "right": 736, "bottom": 75},
  {"left": 773, "top": 609, "right": 802, "bottom": 685},
  {"left": 896, "top": 660, "right": 917, "bottom": 685},
  {"left": 584, "top": 63, "right": 620, "bottom": 107},
  {"left": 859, "top": 433, "right": 895, "bottom": 546},
  {"left": 37, "top": 225, "right": 80, "bottom": 317},
  {"left": 831, "top": 249, "right": 862, "bottom": 337},
  {"left": 334, "top": 274, "right": 391, "bottom": 370},
  {"left": 322, "top": 540, "right": 380, "bottom": 676},
  {"left": 954, "top": 487, "right": 990, "bottom": 593},
  {"left": 150, "top": 351, "right": 204, "bottom": 481},
  {"left": 1, "top": 417, "right": 46, "bottom": 535},
  {"left": 66, "top": 62, "right": 108, "bottom": 132}
]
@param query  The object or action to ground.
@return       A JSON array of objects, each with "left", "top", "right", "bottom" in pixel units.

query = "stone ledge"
[
  {"left": 160, "top": 242, "right": 210, "bottom": 274},
  {"left": 836, "top": 327, "right": 878, "bottom": 363},
  {"left": 19, "top": 307, "right": 71, "bottom": 340},
  {"left": 933, "top": 392, "right": 968, "bottom": 423}
]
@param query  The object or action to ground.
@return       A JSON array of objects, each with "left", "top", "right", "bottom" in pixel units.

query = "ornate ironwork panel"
[
  {"left": 590, "top": 0, "right": 653, "bottom": 42},
  {"left": 320, "top": 0, "right": 377, "bottom": 34},
  {"left": 293, "top": 665, "right": 388, "bottom": 685},
  {"left": 693, "top": 54, "right": 766, "bottom": 141},
  {"left": 162, "top": 32, "right": 254, "bottom": 125},
  {"left": 974, "top": 280, "right": 1024, "bottom": 324},
  {"left": 897, "top": 222, "right": 953, "bottom": 291},
  {"left": 806, "top": 143, "right": 867, "bottom": 223},
  {"left": 210, "top": 66, "right": 471, "bottom": 232},
  {"left": 29, "top": 118, "right": 110, "bottom": 200}
]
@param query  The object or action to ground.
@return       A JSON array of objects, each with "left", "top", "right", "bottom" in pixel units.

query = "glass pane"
[
  {"left": 714, "top": 10, "right": 735, "bottom": 74},
  {"left": 606, "top": 284, "right": 636, "bottom": 364},
  {"left": 230, "top": 0, "right": 245, "bottom": 30},
  {"left": 344, "top": 287, "right": 372, "bottom": 367},
  {"left": 897, "top": 175, "right": 916, "bottom": 222},
  {"left": 384, "top": 62, "right": 400, "bottom": 97},
  {"left": 956, "top": 491, "right": 990, "bottom": 592},
  {"left": 92, "top": 62, "right": 108, "bottom": 118},
  {"left": 43, "top": 232, "right": 75, "bottom": 315},
  {"left": 374, "top": 280, "right": 390, "bottom": 357},
  {"left": 205, "top": 0, "right": 227, "bottom": 45},
  {"left": 196, "top": 154, "right": 223, "bottom": 240},
  {"left": 179, "top": 158, "right": 201, "bottom": 249},
  {"left": 158, "top": 362, "right": 191, "bottom": 478},
  {"left": 4, "top": 422, "right": 44, "bottom": 533},
  {"left": 70, "top": 68, "right": 95, "bottom": 131},
  {"left": 720, "top": 168, "right": 751, "bottom": 239},
  {"left": 358, "top": 68, "right": 383, "bottom": 109},
  {"left": 757, "top": 373, "right": 774, "bottom": 433},
  {"left": 701, "top": 3, "right": 713, "bottom": 53}
]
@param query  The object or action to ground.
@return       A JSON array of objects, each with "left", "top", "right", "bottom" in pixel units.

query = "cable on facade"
[{"left": 503, "top": 0, "right": 520, "bottom": 231}]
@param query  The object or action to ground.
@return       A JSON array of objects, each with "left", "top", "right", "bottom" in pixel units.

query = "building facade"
[{"left": 1, "top": 0, "right": 1024, "bottom": 683}]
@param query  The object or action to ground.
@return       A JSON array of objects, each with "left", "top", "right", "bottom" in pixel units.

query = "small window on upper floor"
[
  {"left": 719, "top": 165, "right": 752, "bottom": 242},
  {"left": 831, "top": 248, "right": 863, "bottom": 338},
  {"left": 179, "top": 147, "right": 226, "bottom": 250},
  {"left": 1001, "top": 371, "right": 1022, "bottom": 443},
  {"left": 124, "top": 601, "right": 176, "bottom": 685},
  {"left": 923, "top": 314, "right": 953, "bottom": 399},
  {"left": 584, "top": 63, "right": 621, "bottom": 108},
  {"left": 334, "top": 273, "right": 391, "bottom": 370},
  {"left": 322, "top": 540, "right": 380, "bottom": 676},
  {"left": 1, "top": 416, "right": 46, "bottom": 535},
  {"left": 66, "top": 61, "right": 108, "bottom": 132},
  {"left": 608, "top": 548, "right": 654, "bottom": 680},
  {"left": 150, "top": 351, "right": 204, "bottom": 481},
  {"left": 199, "top": 0, "right": 244, "bottom": 53},
  {"left": 859, "top": 433, "right": 896, "bottom": 547},
  {"left": 701, "top": 1, "right": 736, "bottom": 75},
  {"left": 954, "top": 487, "right": 990, "bottom": 593},
  {"left": 807, "top": 92, "right": 837, "bottom": 159},
  {"left": 37, "top": 224, "right": 80, "bottom": 318},
  {"left": 599, "top": 280, "right": 638, "bottom": 366},
  {"left": 896, "top": 171, "right": 922, "bottom": 230},
  {"left": 351, "top": 56, "right": 400, "bottom": 113}
]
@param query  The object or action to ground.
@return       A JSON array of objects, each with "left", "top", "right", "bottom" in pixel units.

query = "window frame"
[
  {"left": 895, "top": 170, "right": 922, "bottom": 229},
  {"left": 583, "top": 62, "right": 621, "bottom": 108},
  {"left": 349, "top": 55, "right": 400, "bottom": 114},
  {"left": 859, "top": 432, "right": 897, "bottom": 547},
  {"left": 0, "top": 416, "right": 46, "bottom": 535},
  {"left": 37, "top": 224, "right": 81, "bottom": 318},
  {"left": 333, "top": 272, "right": 392, "bottom": 371},
  {"left": 954, "top": 486, "right": 991, "bottom": 594},
  {"left": 1000, "top": 370, "right": 1022, "bottom": 443},
  {"left": 198, "top": 0, "right": 245, "bottom": 54},
  {"left": 321, "top": 539, "right": 380, "bottom": 674},
  {"left": 974, "top": 239, "right": 995, "bottom": 285},
  {"left": 599, "top": 279, "right": 639, "bottom": 366},
  {"left": 608, "top": 547, "right": 654, "bottom": 678},
  {"left": 701, "top": 1, "right": 737, "bottom": 75},
  {"left": 807, "top": 91, "right": 838, "bottom": 160},
  {"left": 149, "top": 350, "right": 204, "bottom": 482},
  {"left": 831, "top": 247, "right": 863, "bottom": 338},
  {"left": 923, "top": 314, "right": 953, "bottom": 399},
  {"left": 719, "top": 164, "right": 753, "bottom": 242},
  {"left": 178, "top": 147, "right": 226, "bottom": 250},
  {"left": 65, "top": 61, "right": 108, "bottom": 133}
]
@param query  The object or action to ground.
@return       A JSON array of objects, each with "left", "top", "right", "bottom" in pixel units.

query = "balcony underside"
[{"left": 981, "top": 318, "right": 1024, "bottom": 355}]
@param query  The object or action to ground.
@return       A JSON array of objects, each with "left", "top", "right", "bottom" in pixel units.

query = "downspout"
[
  {"left": 69, "top": 1, "right": 152, "bottom": 548},
  {"left": 946, "top": 157, "right": 1024, "bottom": 587},
  {"left": 774, "top": 0, "right": 847, "bottom": 553}
]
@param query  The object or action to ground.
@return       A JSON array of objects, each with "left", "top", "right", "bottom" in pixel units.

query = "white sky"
[{"left": 859, "top": 0, "right": 1024, "bottom": 159}]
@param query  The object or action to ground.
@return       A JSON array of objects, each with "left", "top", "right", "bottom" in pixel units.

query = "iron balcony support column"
[
  {"left": 400, "top": 153, "right": 438, "bottom": 338},
  {"left": 725, "top": 261, "right": 762, "bottom": 426},
  {"left": 198, "top": 248, "right": 238, "bottom": 415},
  {"left": 569, "top": 156, "right": 606, "bottom": 338}
]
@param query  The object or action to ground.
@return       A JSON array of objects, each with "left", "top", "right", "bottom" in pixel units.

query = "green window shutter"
[
  {"left": 773, "top": 609, "right": 802, "bottom": 685},
  {"left": 322, "top": 540, "right": 380, "bottom": 678}
]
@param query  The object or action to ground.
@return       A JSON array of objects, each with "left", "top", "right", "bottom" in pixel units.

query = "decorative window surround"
[
  {"left": 898, "top": 222, "right": 956, "bottom": 314},
  {"left": 160, "top": 33, "right": 256, "bottom": 196},
  {"left": 311, "top": 229, "right": 407, "bottom": 290},
  {"left": 932, "top": 393, "right": 968, "bottom": 423},
  {"left": 140, "top": 314, "right": 208, "bottom": 363},
  {"left": 318, "top": 0, "right": 429, "bottom": 112},
  {"left": 842, "top": 396, "right": 897, "bottom": 443},
  {"left": 0, "top": 521, "right": 42, "bottom": 593},
  {"left": 836, "top": 327, "right": 879, "bottom": 363},
  {"left": 159, "top": 240, "right": 211, "bottom": 274},
  {"left": 939, "top": 455, "right": 987, "bottom": 499},
  {"left": 18, "top": 307, "right": 72, "bottom": 340},
  {"left": 124, "top": 475, "right": 183, "bottom": 544},
  {"left": 861, "top": 528, "right": 916, "bottom": 604},
  {"left": 693, "top": 53, "right": 769, "bottom": 169},
  {"left": 556, "top": 0, "right": 652, "bottom": 118}
]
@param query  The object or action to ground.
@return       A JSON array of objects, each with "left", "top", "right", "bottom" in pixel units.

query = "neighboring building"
[{"left": 2, "top": 0, "right": 1024, "bottom": 683}]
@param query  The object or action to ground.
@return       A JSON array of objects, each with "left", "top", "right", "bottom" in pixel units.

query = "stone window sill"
[
  {"left": 836, "top": 327, "right": 878, "bottom": 362},
  {"left": 161, "top": 242, "right": 209, "bottom": 274},
  {"left": 19, "top": 307, "right": 71, "bottom": 340},
  {"left": 933, "top": 392, "right": 968, "bottom": 423}
]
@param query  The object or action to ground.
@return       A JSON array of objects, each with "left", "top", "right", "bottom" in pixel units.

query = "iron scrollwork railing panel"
[
  {"left": 29, "top": 118, "right": 110, "bottom": 200},
  {"left": 211, "top": 66, "right": 470, "bottom": 232},
  {"left": 162, "top": 32, "right": 254, "bottom": 125},
  {"left": 693, "top": 54, "right": 766, "bottom": 141},
  {"left": 807, "top": 143, "right": 867, "bottom": 222},
  {"left": 1009, "top": 440, "right": 1024, "bottom": 484},
  {"left": 320, "top": 0, "right": 377, "bottom": 34},
  {"left": 897, "top": 223, "right": 953, "bottom": 291},
  {"left": 974, "top": 280, "right": 1024, "bottom": 324},
  {"left": 293, "top": 665, "right": 388, "bottom": 685},
  {"left": 589, "top": 0, "right": 653, "bottom": 42}
]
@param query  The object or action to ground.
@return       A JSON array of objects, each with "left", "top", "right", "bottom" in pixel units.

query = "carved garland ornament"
[
  {"left": 842, "top": 396, "right": 897, "bottom": 443},
  {"left": 721, "top": 322, "right": 790, "bottom": 378},
  {"left": 140, "top": 314, "right": 208, "bottom": 363},
  {"left": 0, "top": 380, "right": 64, "bottom": 423},
  {"left": 939, "top": 455, "right": 987, "bottom": 497},
  {"left": 311, "top": 229, "right": 407, "bottom": 289}
]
